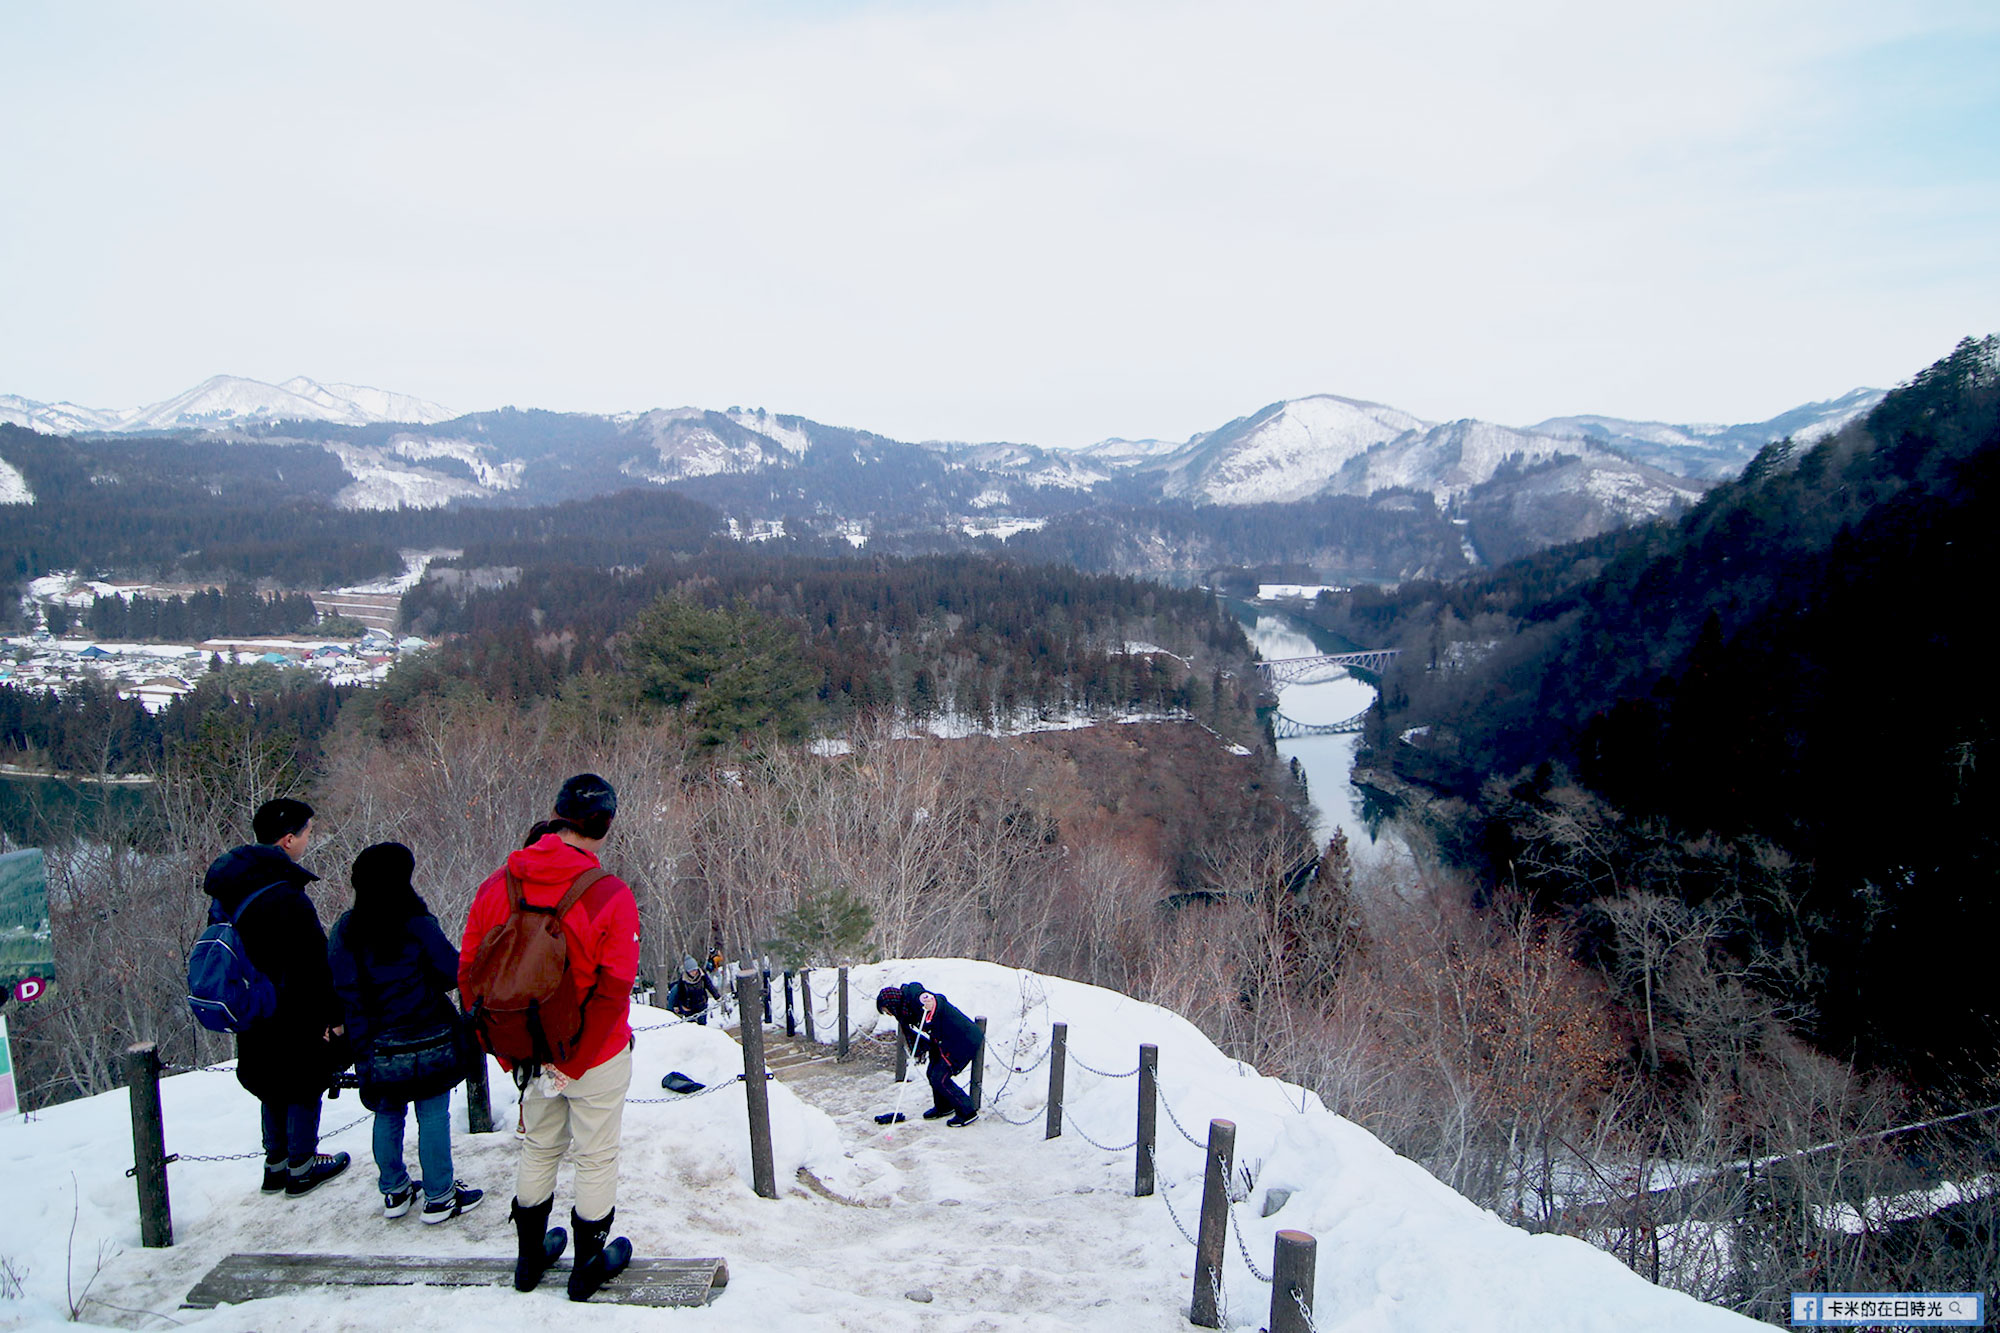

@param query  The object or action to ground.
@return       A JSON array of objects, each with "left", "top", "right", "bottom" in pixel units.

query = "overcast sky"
[{"left": 3, "top": 1, "right": 1995, "bottom": 447}]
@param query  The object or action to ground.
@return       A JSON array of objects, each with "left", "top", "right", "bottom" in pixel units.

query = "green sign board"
[{"left": 0, "top": 848, "right": 54, "bottom": 1003}]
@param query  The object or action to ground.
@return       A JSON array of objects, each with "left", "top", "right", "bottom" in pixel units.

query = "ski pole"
[{"left": 880, "top": 1011, "right": 931, "bottom": 1142}]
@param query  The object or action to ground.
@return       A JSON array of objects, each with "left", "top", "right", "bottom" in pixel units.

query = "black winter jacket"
[
  {"left": 884, "top": 981, "right": 981, "bottom": 1071},
  {"left": 202, "top": 844, "right": 342, "bottom": 1103},
  {"left": 327, "top": 910, "right": 461, "bottom": 1054}
]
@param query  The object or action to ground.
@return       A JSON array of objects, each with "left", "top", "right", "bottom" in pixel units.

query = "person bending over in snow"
[{"left": 876, "top": 981, "right": 981, "bottom": 1126}]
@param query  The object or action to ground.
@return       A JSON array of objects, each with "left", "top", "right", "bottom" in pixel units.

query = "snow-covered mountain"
[
  {"left": 0, "top": 373, "right": 1882, "bottom": 555},
  {"left": 1529, "top": 388, "right": 1885, "bottom": 480},
  {"left": 0, "top": 375, "right": 456, "bottom": 433}
]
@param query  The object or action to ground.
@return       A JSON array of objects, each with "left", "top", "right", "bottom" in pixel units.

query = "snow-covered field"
[{"left": 0, "top": 960, "right": 1759, "bottom": 1331}]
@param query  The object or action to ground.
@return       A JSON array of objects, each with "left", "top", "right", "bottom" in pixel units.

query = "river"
[{"left": 1227, "top": 600, "right": 1406, "bottom": 863}]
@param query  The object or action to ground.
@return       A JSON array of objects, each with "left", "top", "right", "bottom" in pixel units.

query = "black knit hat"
[
  {"left": 555, "top": 773, "right": 618, "bottom": 821},
  {"left": 351, "top": 841, "right": 416, "bottom": 894},
  {"left": 876, "top": 985, "right": 904, "bottom": 1014}
]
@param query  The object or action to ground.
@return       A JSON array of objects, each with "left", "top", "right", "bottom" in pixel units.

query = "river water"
[{"left": 1228, "top": 601, "right": 1406, "bottom": 862}]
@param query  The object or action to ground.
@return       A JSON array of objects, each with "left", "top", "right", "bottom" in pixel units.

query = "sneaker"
[
  {"left": 422, "top": 1183, "right": 484, "bottom": 1225},
  {"left": 921, "top": 1106, "right": 952, "bottom": 1120},
  {"left": 383, "top": 1182, "right": 418, "bottom": 1219},
  {"left": 946, "top": 1109, "right": 979, "bottom": 1127},
  {"left": 261, "top": 1163, "right": 289, "bottom": 1194},
  {"left": 284, "top": 1152, "right": 352, "bottom": 1198}
]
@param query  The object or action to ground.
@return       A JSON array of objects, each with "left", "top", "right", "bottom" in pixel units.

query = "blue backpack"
[{"left": 186, "top": 884, "right": 280, "bottom": 1034}]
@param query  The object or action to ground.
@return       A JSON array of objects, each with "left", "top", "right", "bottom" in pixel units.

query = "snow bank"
[{"left": 0, "top": 963, "right": 1760, "bottom": 1331}]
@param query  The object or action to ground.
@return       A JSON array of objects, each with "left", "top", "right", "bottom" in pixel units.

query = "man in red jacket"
[{"left": 461, "top": 774, "right": 639, "bottom": 1301}]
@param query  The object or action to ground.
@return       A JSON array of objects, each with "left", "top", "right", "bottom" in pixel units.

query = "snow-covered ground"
[{"left": 0, "top": 960, "right": 1760, "bottom": 1331}]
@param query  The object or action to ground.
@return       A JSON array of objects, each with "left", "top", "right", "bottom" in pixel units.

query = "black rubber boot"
[
  {"left": 510, "top": 1196, "right": 567, "bottom": 1293},
  {"left": 567, "top": 1207, "right": 633, "bottom": 1302}
]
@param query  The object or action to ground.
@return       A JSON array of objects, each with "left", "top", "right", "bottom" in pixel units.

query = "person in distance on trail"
[
  {"left": 461, "top": 774, "right": 640, "bottom": 1301},
  {"left": 328, "top": 842, "right": 482, "bottom": 1225},
  {"left": 876, "top": 981, "right": 981, "bottom": 1127},
  {"left": 664, "top": 955, "right": 724, "bottom": 1025},
  {"left": 202, "top": 798, "right": 352, "bottom": 1197}
]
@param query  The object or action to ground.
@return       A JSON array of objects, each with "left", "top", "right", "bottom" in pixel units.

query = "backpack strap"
[
  {"left": 502, "top": 866, "right": 610, "bottom": 919},
  {"left": 556, "top": 867, "right": 611, "bottom": 917},
  {"left": 227, "top": 881, "right": 281, "bottom": 927}
]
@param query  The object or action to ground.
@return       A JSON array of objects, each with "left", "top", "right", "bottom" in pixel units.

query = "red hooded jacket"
[{"left": 460, "top": 833, "right": 640, "bottom": 1080}]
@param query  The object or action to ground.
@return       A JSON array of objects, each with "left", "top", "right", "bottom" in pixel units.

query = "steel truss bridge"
[
  {"left": 1253, "top": 649, "right": 1400, "bottom": 687},
  {"left": 1271, "top": 708, "right": 1371, "bottom": 739},
  {"left": 1259, "top": 648, "right": 1397, "bottom": 738}
]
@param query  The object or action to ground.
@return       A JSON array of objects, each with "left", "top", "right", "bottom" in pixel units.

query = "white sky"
[{"left": 2, "top": 0, "right": 1995, "bottom": 447}]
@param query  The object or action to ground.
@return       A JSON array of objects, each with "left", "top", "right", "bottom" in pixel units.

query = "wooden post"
[
  {"left": 761, "top": 957, "right": 773, "bottom": 1024},
  {"left": 1269, "top": 1230, "right": 1318, "bottom": 1333},
  {"left": 969, "top": 1016, "right": 987, "bottom": 1111},
  {"left": 124, "top": 1042, "right": 173, "bottom": 1248},
  {"left": 801, "top": 968, "right": 815, "bottom": 1043},
  {"left": 735, "top": 968, "right": 777, "bottom": 1199},
  {"left": 1045, "top": 1022, "right": 1067, "bottom": 1139},
  {"left": 837, "top": 966, "right": 850, "bottom": 1061},
  {"left": 1135, "top": 1043, "right": 1158, "bottom": 1197},
  {"left": 895, "top": 1024, "right": 908, "bottom": 1082},
  {"left": 465, "top": 1047, "right": 495, "bottom": 1135},
  {"left": 1190, "top": 1118, "right": 1237, "bottom": 1328},
  {"left": 783, "top": 969, "right": 796, "bottom": 1038}
]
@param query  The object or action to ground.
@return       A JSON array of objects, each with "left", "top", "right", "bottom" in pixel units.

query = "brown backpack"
[{"left": 463, "top": 866, "right": 609, "bottom": 1068}]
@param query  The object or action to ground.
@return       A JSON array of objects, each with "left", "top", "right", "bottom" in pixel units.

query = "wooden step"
[{"left": 183, "top": 1252, "right": 727, "bottom": 1309}]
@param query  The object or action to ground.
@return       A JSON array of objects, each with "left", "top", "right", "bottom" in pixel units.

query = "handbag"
[{"left": 357, "top": 1012, "right": 469, "bottom": 1108}]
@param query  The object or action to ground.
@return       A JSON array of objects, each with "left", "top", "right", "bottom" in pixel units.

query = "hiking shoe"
[
  {"left": 261, "top": 1163, "right": 289, "bottom": 1194},
  {"left": 284, "top": 1152, "right": 352, "bottom": 1198},
  {"left": 946, "top": 1109, "right": 979, "bottom": 1127},
  {"left": 383, "top": 1182, "right": 418, "bottom": 1219},
  {"left": 921, "top": 1106, "right": 952, "bottom": 1120},
  {"left": 422, "top": 1183, "right": 484, "bottom": 1225}
]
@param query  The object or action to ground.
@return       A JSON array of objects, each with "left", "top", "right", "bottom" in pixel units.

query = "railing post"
[
  {"left": 784, "top": 969, "right": 796, "bottom": 1038},
  {"left": 896, "top": 1025, "right": 909, "bottom": 1082},
  {"left": 837, "top": 965, "right": 850, "bottom": 1061},
  {"left": 465, "top": 1045, "right": 495, "bottom": 1134},
  {"left": 735, "top": 967, "right": 777, "bottom": 1199},
  {"left": 1045, "top": 1022, "right": 1067, "bottom": 1139},
  {"left": 1269, "top": 1230, "right": 1318, "bottom": 1333},
  {"left": 969, "top": 1016, "right": 987, "bottom": 1111},
  {"left": 1135, "top": 1043, "right": 1158, "bottom": 1197},
  {"left": 761, "top": 957, "right": 773, "bottom": 1024},
  {"left": 1190, "top": 1118, "right": 1236, "bottom": 1328},
  {"left": 124, "top": 1042, "right": 173, "bottom": 1248},
  {"left": 801, "top": 968, "right": 816, "bottom": 1043}
]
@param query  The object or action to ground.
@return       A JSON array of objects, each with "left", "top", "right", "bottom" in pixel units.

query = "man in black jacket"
[
  {"left": 204, "top": 798, "right": 351, "bottom": 1197},
  {"left": 876, "top": 981, "right": 981, "bottom": 1126}
]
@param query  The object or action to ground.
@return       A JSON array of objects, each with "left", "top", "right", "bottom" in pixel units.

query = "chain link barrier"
[
  {"left": 1159, "top": 1180, "right": 1199, "bottom": 1246},
  {"left": 626, "top": 1073, "right": 749, "bottom": 1106},
  {"left": 1065, "top": 1115, "right": 1139, "bottom": 1154},
  {"left": 1229, "top": 1206, "right": 1273, "bottom": 1283},
  {"left": 1292, "top": 1286, "right": 1321, "bottom": 1333},
  {"left": 168, "top": 1108, "right": 373, "bottom": 1165},
  {"left": 1155, "top": 1085, "right": 1210, "bottom": 1148},
  {"left": 1066, "top": 1052, "right": 1138, "bottom": 1079}
]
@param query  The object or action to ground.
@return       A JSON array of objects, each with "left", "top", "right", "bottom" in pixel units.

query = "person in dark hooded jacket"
[
  {"left": 328, "top": 842, "right": 482, "bottom": 1224},
  {"left": 876, "top": 980, "right": 981, "bottom": 1126},
  {"left": 202, "top": 798, "right": 351, "bottom": 1197}
]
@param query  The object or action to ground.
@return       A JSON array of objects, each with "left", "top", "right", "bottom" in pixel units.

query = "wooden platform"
[{"left": 183, "top": 1252, "right": 728, "bottom": 1309}]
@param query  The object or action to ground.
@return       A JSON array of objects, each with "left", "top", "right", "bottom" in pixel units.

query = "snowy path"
[{"left": 1, "top": 961, "right": 1764, "bottom": 1332}]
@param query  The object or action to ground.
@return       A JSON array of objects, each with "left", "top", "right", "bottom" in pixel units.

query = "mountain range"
[{"left": 0, "top": 373, "right": 1884, "bottom": 567}]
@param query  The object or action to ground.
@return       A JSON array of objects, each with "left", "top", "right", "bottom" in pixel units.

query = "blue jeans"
[
  {"left": 373, "top": 1091, "right": 454, "bottom": 1203},
  {"left": 260, "top": 1097, "right": 323, "bottom": 1168}
]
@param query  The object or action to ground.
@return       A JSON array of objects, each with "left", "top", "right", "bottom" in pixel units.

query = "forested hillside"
[
  {"left": 1311, "top": 336, "right": 2000, "bottom": 1088},
  {"left": 390, "top": 550, "right": 1262, "bottom": 748}
]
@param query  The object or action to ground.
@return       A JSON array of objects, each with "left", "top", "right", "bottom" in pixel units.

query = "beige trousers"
[{"left": 515, "top": 1045, "right": 632, "bottom": 1221}]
